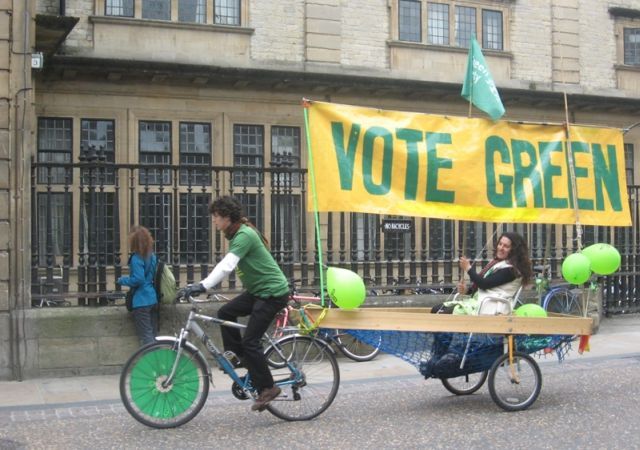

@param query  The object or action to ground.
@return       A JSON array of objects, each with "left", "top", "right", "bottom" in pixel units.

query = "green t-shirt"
[{"left": 229, "top": 224, "right": 289, "bottom": 298}]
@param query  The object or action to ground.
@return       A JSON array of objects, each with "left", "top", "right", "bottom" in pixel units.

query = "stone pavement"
[{"left": 0, "top": 314, "right": 638, "bottom": 412}]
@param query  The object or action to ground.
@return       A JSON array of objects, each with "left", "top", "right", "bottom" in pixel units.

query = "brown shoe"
[{"left": 251, "top": 386, "right": 282, "bottom": 412}]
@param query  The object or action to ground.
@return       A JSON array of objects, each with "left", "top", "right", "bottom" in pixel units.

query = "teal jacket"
[{"left": 118, "top": 253, "right": 158, "bottom": 309}]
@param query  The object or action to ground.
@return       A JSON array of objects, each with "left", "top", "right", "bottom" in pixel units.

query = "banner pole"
[
  {"left": 562, "top": 92, "right": 583, "bottom": 251},
  {"left": 302, "top": 99, "right": 326, "bottom": 307}
]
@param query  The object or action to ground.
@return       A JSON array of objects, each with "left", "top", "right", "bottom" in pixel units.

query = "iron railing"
[{"left": 30, "top": 159, "right": 640, "bottom": 314}]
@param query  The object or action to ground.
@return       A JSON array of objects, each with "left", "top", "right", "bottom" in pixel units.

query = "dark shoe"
[{"left": 251, "top": 386, "right": 282, "bottom": 412}]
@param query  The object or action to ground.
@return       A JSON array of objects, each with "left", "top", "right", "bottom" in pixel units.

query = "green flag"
[{"left": 461, "top": 36, "right": 505, "bottom": 121}]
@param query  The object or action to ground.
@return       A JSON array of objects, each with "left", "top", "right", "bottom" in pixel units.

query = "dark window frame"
[
  {"left": 138, "top": 120, "right": 172, "bottom": 186},
  {"left": 179, "top": 121, "right": 212, "bottom": 186},
  {"left": 271, "top": 125, "right": 301, "bottom": 188},
  {"left": 215, "top": 0, "right": 241, "bottom": 25},
  {"left": 624, "top": 27, "right": 640, "bottom": 66},
  {"left": 233, "top": 124, "right": 264, "bottom": 188},
  {"left": 179, "top": 0, "right": 207, "bottom": 23},
  {"left": 399, "top": 0, "right": 422, "bottom": 43},
  {"left": 37, "top": 117, "right": 73, "bottom": 185},
  {"left": 105, "top": 0, "right": 135, "bottom": 17}
]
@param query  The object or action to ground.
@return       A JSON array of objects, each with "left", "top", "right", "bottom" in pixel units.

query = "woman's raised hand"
[{"left": 459, "top": 256, "right": 472, "bottom": 272}]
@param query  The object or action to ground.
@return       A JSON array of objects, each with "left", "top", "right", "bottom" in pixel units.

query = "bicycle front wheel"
[
  {"left": 120, "top": 341, "right": 210, "bottom": 428},
  {"left": 334, "top": 330, "right": 381, "bottom": 362},
  {"left": 264, "top": 335, "right": 340, "bottom": 421},
  {"left": 543, "top": 287, "right": 582, "bottom": 316},
  {"left": 488, "top": 351, "right": 542, "bottom": 412}
]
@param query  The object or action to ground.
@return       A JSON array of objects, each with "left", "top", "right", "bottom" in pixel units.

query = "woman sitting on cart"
[{"left": 432, "top": 231, "right": 533, "bottom": 315}]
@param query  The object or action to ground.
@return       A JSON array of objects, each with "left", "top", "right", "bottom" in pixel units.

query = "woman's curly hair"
[
  {"left": 128, "top": 226, "right": 154, "bottom": 257},
  {"left": 499, "top": 231, "right": 533, "bottom": 286}
]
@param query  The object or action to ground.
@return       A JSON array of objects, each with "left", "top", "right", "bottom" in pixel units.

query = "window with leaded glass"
[
  {"left": 455, "top": 5, "right": 475, "bottom": 48},
  {"left": 233, "top": 124, "right": 264, "bottom": 187},
  {"left": 384, "top": 216, "right": 413, "bottom": 260},
  {"left": 428, "top": 218, "right": 453, "bottom": 259},
  {"left": 215, "top": 0, "right": 240, "bottom": 25},
  {"left": 399, "top": 0, "right": 421, "bottom": 42},
  {"left": 79, "top": 192, "right": 119, "bottom": 265},
  {"left": 37, "top": 118, "right": 72, "bottom": 185},
  {"left": 36, "top": 192, "right": 72, "bottom": 266},
  {"left": 624, "top": 28, "right": 640, "bottom": 65},
  {"left": 179, "top": 122, "right": 211, "bottom": 186},
  {"left": 179, "top": 193, "right": 211, "bottom": 264},
  {"left": 271, "top": 126, "right": 301, "bottom": 188},
  {"left": 81, "top": 119, "right": 115, "bottom": 185},
  {"left": 624, "top": 143, "right": 635, "bottom": 184},
  {"left": 482, "top": 9, "right": 503, "bottom": 50},
  {"left": 139, "top": 121, "right": 171, "bottom": 185},
  {"left": 139, "top": 193, "right": 172, "bottom": 260},
  {"left": 271, "top": 194, "right": 301, "bottom": 262},
  {"left": 233, "top": 193, "right": 263, "bottom": 230},
  {"left": 105, "top": 0, "right": 134, "bottom": 16},
  {"left": 427, "top": 2, "right": 449, "bottom": 45},
  {"left": 351, "top": 213, "right": 378, "bottom": 261},
  {"left": 142, "top": 0, "right": 171, "bottom": 20},
  {"left": 179, "top": 0, "right": 206, "bottom": 23}
]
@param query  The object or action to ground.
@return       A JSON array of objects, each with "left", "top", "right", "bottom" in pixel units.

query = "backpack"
[{"left": 154, "top": 260, "right": 177, "bottom": 304}]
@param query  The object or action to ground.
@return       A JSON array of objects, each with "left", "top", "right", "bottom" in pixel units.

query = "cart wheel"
[
  {"left": 488, "top": 351, "right": 542, "bottom": 411},
  {"left": 441, "top": 371, "right": 488, "bottom": 395}
]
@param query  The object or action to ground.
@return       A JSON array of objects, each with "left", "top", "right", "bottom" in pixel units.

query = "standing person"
[
  {"left": 117, "top": 226, "right": 159, "bottom": 346},
  {"left": 184, "top": 196, "right": 289, "bottom": 412},
  {"left": 432, "top": 232, "right": 533, "bottom": 315}
]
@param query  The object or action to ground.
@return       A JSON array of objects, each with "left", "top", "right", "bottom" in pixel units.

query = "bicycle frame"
[{"left": 163, "top": 306, "right": 301, "bottom": 394}]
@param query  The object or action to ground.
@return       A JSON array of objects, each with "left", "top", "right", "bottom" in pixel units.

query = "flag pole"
[{"left": 302, "top": 98, "right": 326, "bottom": 307}]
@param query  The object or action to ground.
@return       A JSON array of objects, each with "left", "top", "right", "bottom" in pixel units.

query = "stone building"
[{"left": 2, "top": 0, "right": 640, "bottom": 379}]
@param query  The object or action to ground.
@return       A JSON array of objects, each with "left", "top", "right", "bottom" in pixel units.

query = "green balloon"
[
  {"left": 561, "top": 253, "right": 591, "bottom": 285},
  {"left": 326, "top": 267, "right": 366, "bottom": 310},
  {"left": 581, "top": 243, "right": 621, "bottom": 276},
  {"left": 514, "top": 304, "right": 548, "bottom": 318}
]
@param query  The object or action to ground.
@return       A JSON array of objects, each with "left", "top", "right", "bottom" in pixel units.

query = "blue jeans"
[{"left": 132, "top": 304, "right": 159, "bottom": 346}]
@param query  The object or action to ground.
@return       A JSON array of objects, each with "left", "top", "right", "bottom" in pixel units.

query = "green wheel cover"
[{"left": 129, "top": 348, "right": 201, "bottom": 419}]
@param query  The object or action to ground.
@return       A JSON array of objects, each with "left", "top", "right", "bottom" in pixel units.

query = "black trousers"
[{"left": 217, "top": 291, "right": 288, "bottom": 392}]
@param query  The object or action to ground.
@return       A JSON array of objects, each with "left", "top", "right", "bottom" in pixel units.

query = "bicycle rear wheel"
[
  {"left": 543, "top": 287, "right": 582, "bottom": 316},
  {"left": 334, "top": 330, "right": 381, "bottom": 362},
  {"left": 264, "top": 335, "right": 340, "bottom": 421},
  {"left": 120, "top": 341, "right": 210, "bottom": 428},
  {"left": 441, "top": 371, "right": 488, "bottom": 395},
  {"left": 488, "top": 351, "right": 542, "bottom": 412}
]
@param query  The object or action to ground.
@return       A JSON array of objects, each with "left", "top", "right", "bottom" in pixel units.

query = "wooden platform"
[{"left": 302, "top": 307, "right": 593, "bottom": 336}]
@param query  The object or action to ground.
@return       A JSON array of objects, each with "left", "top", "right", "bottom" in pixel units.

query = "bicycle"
[
  {"left": 119, "top": 290, "right": 340, "bottom": 429},
  {"left": 268, "top": 280, "right": 382, "bottom": 362},
  {"left": 531, "top": 264, "right": 585, "bottom": 316}
]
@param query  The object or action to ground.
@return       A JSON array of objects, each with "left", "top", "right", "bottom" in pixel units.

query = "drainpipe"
[{"left": 60, "top": 0, "right": 65, "bottom": 16}]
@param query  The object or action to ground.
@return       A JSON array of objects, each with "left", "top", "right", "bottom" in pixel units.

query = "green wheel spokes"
[{"left": 129, "top": 348, "right": 201, "bottom": 419}]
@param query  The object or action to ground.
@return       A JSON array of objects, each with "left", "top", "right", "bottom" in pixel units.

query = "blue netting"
[{"left": 339, "top": 328, "right": 575, "bottom": 379}]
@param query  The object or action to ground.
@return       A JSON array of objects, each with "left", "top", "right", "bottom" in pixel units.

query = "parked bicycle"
[
  {"left": 268, "top": 280, "right": 382, "bottom": 362},
  {"left": 516, "top": 264, "right": 585, "bottom": 316},
  {"left": 119, "top": 289, "right": 340, "bottom": 428}
]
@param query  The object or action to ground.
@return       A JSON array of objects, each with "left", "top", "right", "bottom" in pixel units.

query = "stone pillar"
[{"left": 0, "top": 0, "right": 35, "bottom": 380}]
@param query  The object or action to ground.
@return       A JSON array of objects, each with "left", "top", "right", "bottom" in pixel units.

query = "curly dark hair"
[
  {"left": 499, "top": 232, "right": 533, "bottom": 286},
  {"left": 209, "top": 196, "right": 243, "bottom": 223}
]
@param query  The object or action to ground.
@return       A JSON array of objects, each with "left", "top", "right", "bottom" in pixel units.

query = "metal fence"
[{"left": 30, "top": 159, "right": 640, "bottom": 314}]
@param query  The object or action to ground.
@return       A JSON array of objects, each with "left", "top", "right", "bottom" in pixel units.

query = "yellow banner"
[{"left": 306, "top": 101, "right": 631, "bottom": 226}]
